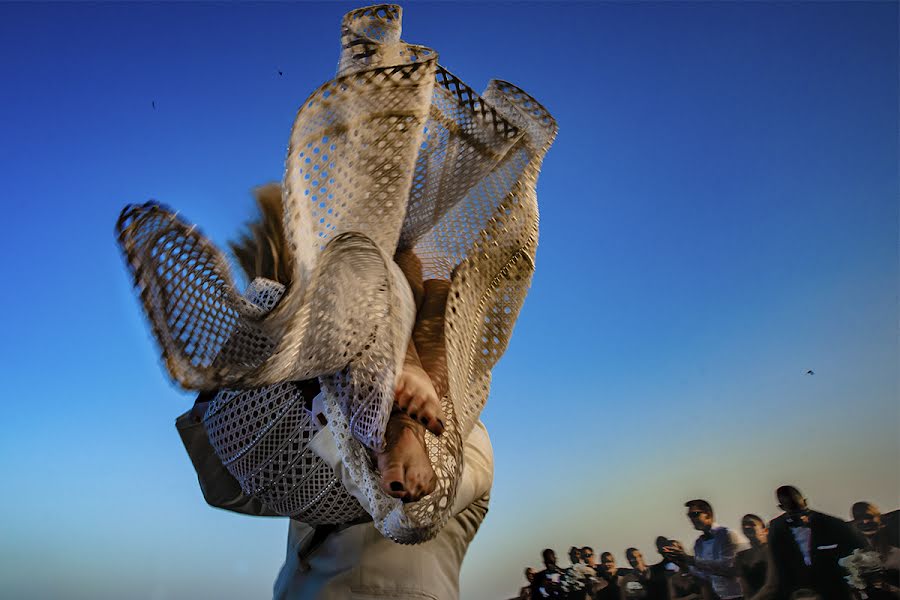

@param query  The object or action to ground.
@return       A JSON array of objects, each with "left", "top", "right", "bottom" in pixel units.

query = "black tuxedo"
[{"left": 767, "top": 510, "right": 868, "bottom": 600}]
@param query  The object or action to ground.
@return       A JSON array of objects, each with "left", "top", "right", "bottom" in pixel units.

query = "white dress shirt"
[{"left": 790, "top": 526, "right": 813, "bottom": 566}]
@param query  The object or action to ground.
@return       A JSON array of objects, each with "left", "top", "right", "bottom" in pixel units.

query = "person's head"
[
  {"left": 742, "top": 514, "right": 768, "bottom": 546},
  {"left": 600, "top": 552, "right": 617, "bottom": 573},
  {"left": 685, "top": 499, "right": 715, "bottom": 532},
  {"left": 568, "top": 546, "right": 582, "bottom": 564},
  {"left": 525, "top": 567, "right": 536, "bottom": 583},
  {"left": 654, "top": 536, "right": 669, "bottom": 556},
  {"left": 776, "top": 485, "right": 810, "bottom": 527},
  {"left": 790, "top": 589, "right": 822, "bottom": 600},
  {"left": 542, "top": 548, "right": 557, "bottom": 569},
  {"left": 581, "top": 546, "right": 596, "bottom": 566},
  {"left": 626, "top": 547, "right": 646, "bottom": 571},
  {"left": 851, "top": 501, "right": 882, "bottom": 538}
]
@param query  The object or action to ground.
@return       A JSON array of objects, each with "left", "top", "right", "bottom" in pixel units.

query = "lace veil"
[{"left": 116, "top": 4, "right": 556, "bottom": 543}]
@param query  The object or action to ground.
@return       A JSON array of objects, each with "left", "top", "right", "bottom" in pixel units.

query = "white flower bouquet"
[{"left": 839, "top": 549, "right": 883, "bottom": 591}]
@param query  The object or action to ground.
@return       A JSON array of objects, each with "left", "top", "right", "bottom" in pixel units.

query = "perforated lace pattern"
[{"left": 116, "top": 4, "right": 556, "bottom": 542}]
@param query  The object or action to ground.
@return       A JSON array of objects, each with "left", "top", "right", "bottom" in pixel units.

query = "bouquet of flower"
[{"left": 839, "top": 549, "right": 884, "bottom": 591}]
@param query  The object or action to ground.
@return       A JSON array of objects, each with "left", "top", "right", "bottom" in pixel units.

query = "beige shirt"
[{"left": 177, "top": 413, "right": 494, "bottom": 600}]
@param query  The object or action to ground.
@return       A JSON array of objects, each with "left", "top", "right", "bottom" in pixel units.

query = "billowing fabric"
[{"left": 117, "top": 3, "right": 556, "bottom": 543}]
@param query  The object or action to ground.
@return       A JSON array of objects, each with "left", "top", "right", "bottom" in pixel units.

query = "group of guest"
[{"left": 515, "top": 485, "right": 899, "bottom": 600}]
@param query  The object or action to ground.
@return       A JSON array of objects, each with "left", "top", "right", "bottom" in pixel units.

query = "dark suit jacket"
[
  {"left": 531, "top": 567, "right": 564, "bottom": 599},
  {"left": 767, "top": 510, "right": 868, "bottom": 600},
  {"left": 647, "top": 561, "right": 674, "bottom": 600}
]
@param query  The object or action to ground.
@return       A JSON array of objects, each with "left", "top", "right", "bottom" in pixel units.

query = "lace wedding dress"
[{"left": 116, "top": 4, "right": 556, "bottom": 543}]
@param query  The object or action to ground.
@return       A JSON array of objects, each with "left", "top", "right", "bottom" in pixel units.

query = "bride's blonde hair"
[{"left": 229, "top": 183, "right": 293, "bottom": 286}]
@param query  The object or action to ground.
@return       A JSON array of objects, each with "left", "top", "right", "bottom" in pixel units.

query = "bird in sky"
[
  {"left": 278, "top": 70, "right": 283, "bottom": 76},
  {"left": 805, "top": 369, "right": 815, "bottom": 375},
  {"left": 151, "top": 100, "right": 156, "bottom": 110}
]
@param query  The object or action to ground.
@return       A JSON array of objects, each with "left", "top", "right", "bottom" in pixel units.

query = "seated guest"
[
  {"left": 620, "top": 548, "right": 656, "bottom": 599},
  {"left": 532, "top": 548, "right": 564, "bottom": 599},
  {"left": 763, "top": 485, "right": 867, "bottom": 600},
  {"left": 737, "top": 513, "right": 770, "bottom": 597},
  {"left": 580, "top": 547, "right": 604, "bottom": 598},
  {"left": 650, "top": 535, "right": 680, "bottom": 597},
  {"left": 564, "top": 546, "right": 590, "bottom": 600},
  {"left": 518, "top": 567, "right": 537, "bottom": 600},
  {"left": 850, "top": 501, "right": 900, "bottom": 598},
  {"left": 595, "top": 552, "right": 629, "bottom": 600},
  {"left": 661, "top": 540, "right": 704, "bottom": 600},
  {"left": 582, "top": 547, "right": 598, "bottom": 573},
  {"left": 570, "top": 547, "right": 583, "bottom": 566},
  {"left": 663, "top": 499, "right": 747, "bottom": 600}
]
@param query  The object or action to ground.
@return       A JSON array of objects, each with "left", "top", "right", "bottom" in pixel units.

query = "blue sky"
[{"left": 0, "top": 2, "right": 896, "bottom": 599}]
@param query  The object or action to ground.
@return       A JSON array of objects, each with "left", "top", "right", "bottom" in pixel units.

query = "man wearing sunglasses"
[{"left": 661, "top": 499, "right": 747, "bottom": 599}]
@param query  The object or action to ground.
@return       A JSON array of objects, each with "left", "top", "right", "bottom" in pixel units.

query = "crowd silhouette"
[{"left": 514, "top": 485, "right": 898, "bottom": 600}]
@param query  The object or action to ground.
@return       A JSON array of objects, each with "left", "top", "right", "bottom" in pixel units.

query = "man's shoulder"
[
  {"left": 810, "top": 510, "right": 844, "bottom": 525},
  {"left": 717, "top": 524, "right": 748, "bottom": 544},
  {"left": 713, "top": 523, "right": 735, "bottom": 536},
  {"left": 810, "top": 510, "right": 857, "bottom": 535}
]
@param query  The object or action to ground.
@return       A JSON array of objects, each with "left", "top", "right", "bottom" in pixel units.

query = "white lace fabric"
[{"left": 116, "top": 4, "right": 556, "bottom": 543}]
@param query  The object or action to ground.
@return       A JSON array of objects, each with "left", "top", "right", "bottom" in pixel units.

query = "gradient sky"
[{"left": 0, "top": 2, "right": 897, "bottom": 599}]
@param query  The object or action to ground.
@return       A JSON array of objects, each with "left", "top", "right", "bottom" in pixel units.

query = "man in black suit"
[{"left": 763, "top": 485, "right": 867, "bottom": 600}]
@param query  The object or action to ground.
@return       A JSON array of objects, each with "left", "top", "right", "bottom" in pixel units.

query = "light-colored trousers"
[{"left": 177, "top": 412, "right": 494, "bottom": 600}]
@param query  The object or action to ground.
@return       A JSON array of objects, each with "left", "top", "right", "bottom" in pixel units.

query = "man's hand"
[{"left": 662, "top": 545, "right": 692, "bottom": 566}]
